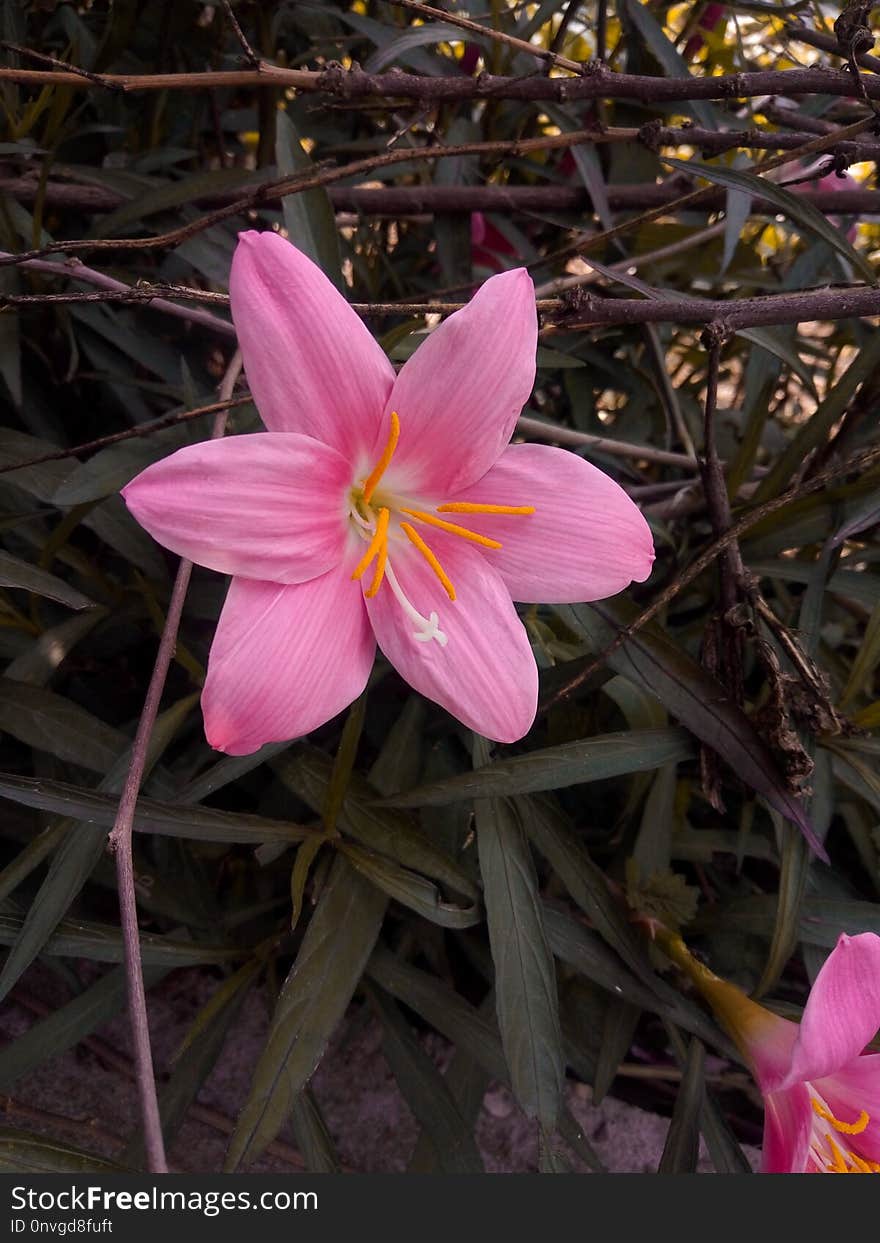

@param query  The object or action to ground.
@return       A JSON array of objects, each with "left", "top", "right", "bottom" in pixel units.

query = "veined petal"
[
  {"left": 384, "top": 268, "right": 537, "bottom": 496},
  {"left": 782, "top": 933, "right": 880, "bottom": 1088},
  {"left": 364, "top": 536, "right": 537, "bottom": 743},
  {"left": 816, "top": 1054, "right": 880, "bottom": 1163},
  {"left": 761, "top": 1084, "right": 813, "bottom": 1173},
  {"left": 203, "top": 560, "right": 375, "bottom": 755},
  {"left": 444, "top": 443, "right": 655, "bottom": 602},
  {"left": 229, "top": 231, "right": 395, "bottom": 463},
  {"left": 121, "top": 433, "right": 350, "bottom": 584}
]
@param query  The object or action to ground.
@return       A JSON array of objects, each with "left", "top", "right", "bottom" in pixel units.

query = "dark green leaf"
[
  {"left": 0, "top": 551, "right": 94, "bottom": 610},
  {"left": 226, "top": 856, "right": 387, "bottom": 1170},
  {"left": 276, "top": 749, "right": 478, "bottom": 902},
  {"left": 276, "top": 109, "right": 343, "bottom": 288},
  {"left": 340, "top": 841, "right": 481, "bottom": 928},
  {"left": 383, "top": 727, "right": 694, "bottom": 807},
  {"left": 0, "top": 773, "right": 315, "bottom": 844},
  {"left": 664, "top": 157, "right": 876, "bottom": 285},
  {"left": 0, "top": 1129, "right": 132, "bottom": 1174},
  {"left": 290, "top": 1089, "right": 341, "bottom": 1174},
  {"left": 622, "top": 0, "right": 717, "bottom": 130},
  {"left": 474, "top": 754, "right": 564, "bottom": 1132},
  {"left": 367, "top": 982, "right": 483, "bottom": 1173},
  {"left": 657, "top": 1037, "right": 705, "bottom": 1173}
]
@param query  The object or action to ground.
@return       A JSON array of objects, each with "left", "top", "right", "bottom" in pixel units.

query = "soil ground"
[{"left": 0, "top": 966, "right": 760, "bottom": 1174}]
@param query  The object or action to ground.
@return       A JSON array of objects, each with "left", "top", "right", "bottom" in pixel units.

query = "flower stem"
[
  {"left": 649, "top": 923, "right": 769, "bottom": 1055},
  {"left": 107, "top": 349, "right": 242, "bottom": 1174}
]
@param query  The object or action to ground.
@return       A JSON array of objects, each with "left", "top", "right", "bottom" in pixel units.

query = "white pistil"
[
  {"left": 348, "top": 491, "right": 447, "bottom": 646},
  {"left": 348, "top": 501, "right": 373, "bottom": 532},
  {"left": 384, "top": 560, "right": 447, "bottom": 646}
]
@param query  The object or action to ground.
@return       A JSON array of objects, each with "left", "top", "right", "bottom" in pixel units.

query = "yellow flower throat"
[{"left": 348, "top": 412, "right": 534, "bottom": 643}]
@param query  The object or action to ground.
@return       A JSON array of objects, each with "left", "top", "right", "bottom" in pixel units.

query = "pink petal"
[
  {"left": 761, "top": 1084, "right": 813, "bottom": 1173},
  {"left": 364, "top": 535, "right": 537, "bottom": 743},
  {"left": 203, "top": 562, "right": 375, "bottom": 755},
  {"left": 443, "top": 443, "right": 654, "bottom": 602},
  {"left": 816, "top": 1054, "right": 880, "bottom": 1162},
  {"left": 229, "top": 231, "right": 395, "bottom": 463},
  {"left": 782, "top": 933, "right": 880, "bottom": 1088},
  {"left": 122, "top": 433, "right": 351, "bottom": 584},
  {"left": 383, "top": 268, "right": 537, "bottom": 496}
]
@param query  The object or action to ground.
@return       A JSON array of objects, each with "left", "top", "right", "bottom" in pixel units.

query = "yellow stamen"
[
  {"left": 825, "top": 1136, "right": 850, "bottom": 1173},
  {"left": 437, "top": 502, "right": 535, "bottom": 515},
  {"left": 351, "top": 507, "right": 390, "bottom": 581},
  {"left": 365, "top": 540, "right": 388, "bottom": 599},
  {"left": 812, "top": 1099, "right": 870, "bottom": 1136},
  {"left": 399, "top": 508, "right": 502, "bottom": 549},
  {"left": 362, "top": 412, "right": 400, "bottom": 504},
  {"left": 400, "top": 522, "right": 455, "bottom": 601}
]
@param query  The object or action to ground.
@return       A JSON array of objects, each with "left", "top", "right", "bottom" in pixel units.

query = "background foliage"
[{"left": 0, "top": 0, "right": 878, "bottom": 1174}]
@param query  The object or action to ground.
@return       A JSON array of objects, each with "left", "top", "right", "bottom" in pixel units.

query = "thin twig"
[
  {"left": 698, "top": 327, "right": 745, "bottom": 753},
  {"left": 700, "top": 326, "right": 744, "bottom": 617},
  {"left": 9, "top": 175, "right": 880, "bottom": 219},
  {"left": 546, "top": 283, "right": 880, "bottom": 331},
  {"left": 0, "top": 396, "right": 250, "bottom": 478},
  {"left": 0, "top": 391, "right": 689, "bottom": 478},
  {"left": 0, "top": 113, "right": 873, "bottom": 271},
  {"left": 787, "top": 19, "right": 880, "bottom": 73},
  {"left": 515, "top": 416, "right": 700, "bottom": 469},
  {"left": 221, "top": 0, "right": 260, "bottom": 68},
  {"left": 0, "top": 251, "right": 235, "bottom": 337},
  {"left": 8, "top": 249, "right": 880, "bottom": 336},
  {"left": 551, "top": 113, "right": 878, "bottom": 269},
  {"left": 388, "top": 0, "right": 584, "bottom": 73},
  {"left": 0, "top": 39, "right": 123, "bottom": 91},
  {"left": 533, "top": 221, "right": 727, "bottom": 297},
  {"left": 5, "top": 61, "right": 880, "bottom": 105},
  {"left": 107, "top": 351, "right": 242, "bottom": 1175}
]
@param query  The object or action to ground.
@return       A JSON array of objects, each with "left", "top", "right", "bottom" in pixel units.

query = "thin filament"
[
  {"left": 351, "top": 507, "right": 390, "bottom": 581},
  {"left": 362, "top": 412, "right": 400, "bottom": 504},
  {"left": 366, "top": 540, "right": 388, "bottom": 598},
  {"left": 825, "top": 1136, "right": 849, "bottom": 1173},
  {"left": 437, "top": 502, "right": 534, "bottom": 515},
  {"left": 400, "top": 522, "right": 455, "bottom": 601},
  {"left": 399, "top": 507, "right": 502, "bottom": 549}
]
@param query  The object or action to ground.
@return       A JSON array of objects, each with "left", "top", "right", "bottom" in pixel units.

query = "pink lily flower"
[
  {"left": 661, "top": 929, "right": 880, "bottom": 1173},
  {"left": 121, "top": 232, "right": 653, "bottom": 754}
]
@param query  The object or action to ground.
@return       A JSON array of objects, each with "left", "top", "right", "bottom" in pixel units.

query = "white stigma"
[{"left": 384, "top": 560, "right": 448, "bottom": 647}]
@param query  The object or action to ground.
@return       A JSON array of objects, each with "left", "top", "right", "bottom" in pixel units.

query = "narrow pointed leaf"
[
  {"left": 225, "top": 856, "right": 387, "bottom": 1170},
  {"left": 657, "top": 1037, "right": 705, "bottom": 1173},
  {"left": 474, "top": 752, "right": 564, "bottom": 1132},
  {"left": 368, "top": 982, "right": 483, "bottom": 1173},
  {"left": 382, "top": 727, "right": 694, "bottom": 808},
  {"left": 0, "top": 550, "right": 94, "bottom": 610},
  {"left": 664, "top": 157, "right": 876, "bottom": 285}
]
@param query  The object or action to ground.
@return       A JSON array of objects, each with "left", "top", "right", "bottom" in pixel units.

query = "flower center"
[
  {"left": 810, "top": 1095, "right": 879, "bottom": 1173},
  {"left": 348, "top": 411, "right": 535, "bottom": 645}
]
